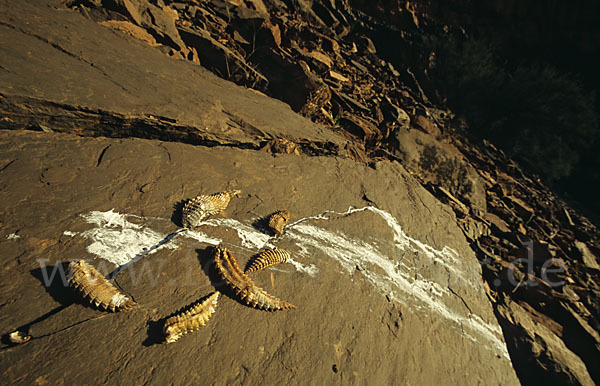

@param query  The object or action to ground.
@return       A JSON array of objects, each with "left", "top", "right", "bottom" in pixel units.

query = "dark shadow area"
[
  {"left": 422, "top": 30, "right": 600, "bottom": 224},
  {"left": 486, "top": 276, "right": 600, "bottom": 385},
  {"left": 492, "top": 303, "right": 577, "bottom": 386},
  {"left": 251, "top": 213, "right": 277, "bottom": 237},
  {"left": 0, "top": 95, "right": 250, "bottom": 150},
  {"left": 498, "top": 269, "right": 600, "bottom": 384},
  {"left": 30, "top": 263, "right": 74, "bottom": 306},
  {"left": 143, "top": 319, "right": 167, "bottom": 347},
  {"left": 197, "top": 246, "right": 219, "bottom": 286},
  {"left": 532, "top": 301, "right": 600, "bottom": 384},
  {"left": 251, "top": 214, "right": 271, "bottom": 234},
  {"left": 171, "top": 200, "right": 187, "bottom": 228},
  {"left": 0, "top": 264, "right": 78, "bottom": 348}
]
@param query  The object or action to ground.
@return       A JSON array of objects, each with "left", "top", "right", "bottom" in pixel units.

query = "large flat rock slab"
[
  {"left": 0, "top": 130, "right": 518, "bottom": 384},
  {"left": 0, "top": 0, "right": 342, "bottom": 149}
]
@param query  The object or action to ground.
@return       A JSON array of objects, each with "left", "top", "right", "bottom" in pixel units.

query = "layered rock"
[{"left": 0, "top": 128, "right": 518, "bottom": 384}]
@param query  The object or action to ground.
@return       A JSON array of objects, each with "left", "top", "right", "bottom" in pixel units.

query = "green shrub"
[
  {"left": 429, "top": 34, "right": 599, "bottom": 182},
  {"left": 419, "top": 144, "right": 473, "bottom": 197}
]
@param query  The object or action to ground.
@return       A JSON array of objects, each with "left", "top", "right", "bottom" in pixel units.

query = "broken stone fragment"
[
  {"left": 328, "top": 70, "right": 349, "bottom": 83},
  {"left": 413, "top": 114, "right": 441, "bottom": 137},
  {"left": 574, "top": 241, "right": 599, "bottom": 269},
  {"left": 262, "top": 139, "right": 300, "bottom": 155}
]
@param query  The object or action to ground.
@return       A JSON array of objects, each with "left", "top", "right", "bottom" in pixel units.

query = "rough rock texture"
[{"left": 0, "top": 130, "right": 517, "bottom": 384}]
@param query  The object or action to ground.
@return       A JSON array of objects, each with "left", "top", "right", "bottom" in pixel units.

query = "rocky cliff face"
[{"left": 0, "top": 1, "right": 598, "bottom": 385}]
